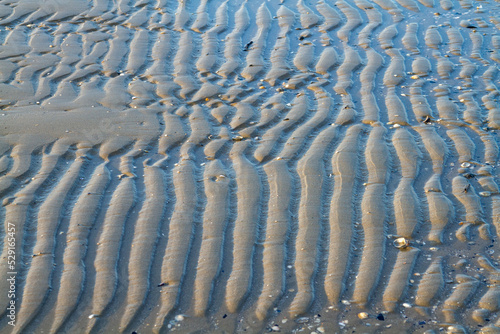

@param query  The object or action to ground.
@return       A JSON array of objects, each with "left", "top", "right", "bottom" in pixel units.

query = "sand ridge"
[{"left": 0, "top": 0, "right": 499, "bottom": 333}]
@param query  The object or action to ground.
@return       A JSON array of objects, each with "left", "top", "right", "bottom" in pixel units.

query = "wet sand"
[{"left": 0, "top": 0, "right": 500, "bottom": 333}]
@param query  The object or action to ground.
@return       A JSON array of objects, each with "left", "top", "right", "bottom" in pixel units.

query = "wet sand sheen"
[{"left": 0, "top": 0, "right": 500, "bottom": 333}]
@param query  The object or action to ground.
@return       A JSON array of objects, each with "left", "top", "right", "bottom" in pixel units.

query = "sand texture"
[{"left": 0, "top": 0, "right": 500, "bottom": 333}]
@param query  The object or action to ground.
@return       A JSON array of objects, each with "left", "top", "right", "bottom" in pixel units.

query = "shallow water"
[{"left": 0, "top": 0, "right": 499, "bottom": 333}]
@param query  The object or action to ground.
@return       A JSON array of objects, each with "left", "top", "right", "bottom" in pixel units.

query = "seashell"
[
  {"left": 358, "top": 312, "right": 369, "bottom": 319},
  {"left": 394, "top": 237, "right": 410, "bottom": 249}
]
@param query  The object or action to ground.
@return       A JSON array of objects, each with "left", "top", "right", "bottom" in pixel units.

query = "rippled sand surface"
[{"left": 0, "top": 0, "right": 500, "bottom": 333}]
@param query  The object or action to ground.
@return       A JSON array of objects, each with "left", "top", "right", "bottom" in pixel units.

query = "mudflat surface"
[{"left": 0, "top": 0, "right": 499, "bottom": 333}]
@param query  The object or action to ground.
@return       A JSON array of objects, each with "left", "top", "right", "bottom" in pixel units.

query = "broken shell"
[
  {"left": 446, "top": 325, "right": 467, "bottom": 334},
  {"left": 479, "top": 191, "right": 491, "bottom": 197},
  {"left": 296, "top": 317, "right": 310, "bottom": 323},
  {"left": 461, "top": 162, "right": 471, "bottom": 168},
  {"left": 394, "top": 237, "right": 410, "bottom": 249}
]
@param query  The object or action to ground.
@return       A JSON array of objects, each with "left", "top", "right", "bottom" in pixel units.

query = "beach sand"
[{"left": 0, "top": 0, "right": 499, "bottom": 333}]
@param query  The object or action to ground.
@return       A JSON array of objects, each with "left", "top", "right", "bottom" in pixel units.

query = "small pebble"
[
  {"left": 175, "top": 315, "right": 185, "bottom": 321},
  {"left": 271, "top": 325, "right": 280, "bottom": 331}
]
